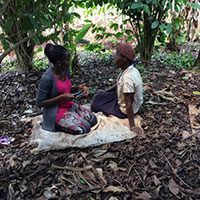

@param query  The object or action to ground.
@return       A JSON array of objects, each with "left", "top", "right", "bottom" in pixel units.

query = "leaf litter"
[{"left": 0, "top": 53, "right": 200, "bottom": 199}]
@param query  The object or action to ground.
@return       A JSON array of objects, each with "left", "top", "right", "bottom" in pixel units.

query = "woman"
[
  {"left": 36, "top": 44, "right": 97, "bottom": 134},
  {"left": 91, "top": 43, "right": 143, "bottom": 134}
]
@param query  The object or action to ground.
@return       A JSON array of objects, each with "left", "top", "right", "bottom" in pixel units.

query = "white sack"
[{"left": 30, "top": 112, "right": 142, "bottom": 152}]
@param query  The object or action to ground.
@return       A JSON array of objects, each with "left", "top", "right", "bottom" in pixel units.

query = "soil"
[{"left": 0, "top": 51, "right": 200, "bottom": 200}]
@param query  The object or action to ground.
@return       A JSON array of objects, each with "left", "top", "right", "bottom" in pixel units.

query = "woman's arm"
[
  {"left": 124, "top": 93, "right": 135, "bottom": 128},
  {"left": 71, "top": 83, "right": 88, "bottom": 93},
  {"left": 36, "top": 75, "right": 74, "bottom": 108},
  {"left": 37, "top": 93, "right": 75, "bottom": 108}
]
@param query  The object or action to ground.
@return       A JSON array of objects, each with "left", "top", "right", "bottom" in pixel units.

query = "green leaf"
[
  {"left": 189, "top": 2, "right": 200, "bottom": 9},
  {"left": 105, "top": 33, "right": 113, "bottom": 38},
  {"left": 78, "top": 178, "right": 86, "bottom": 184},
  {"left": 168, "top": 118, "right": 173, "bottom": 122},
  {"left": 193, "top": 91, "right": 200, "bottom": 95},
  {"left": 115, "top": 32, "right": 123, "bottom": 39},
  {"left": 166, "top": 23, "right": 173, "bottom": 34},
  {"left": 75, "top": 24, "right": 92, "bottom": 43},
  {"left": 152, "top": 0, "right": 157, "bottom": 4},
  {"left": 110, "top": 23, "right": 118, "bottom": 31},
  {"left": 34, "top": 47, "right": 43, "bottom": 55},
  {"left": 143, "top": 5, "right": 150, "bottom": 16},
  {"left": 182, "top": 76, "right": 189, "bottom": 80},
  {"left": 175, "top": 5, "right": 179, "bottom": 12},
  {"left": 24, "top": 13, "right": 40, "bottom": 31},
  {"left": 4, "top": 19, "right": 14, "bottom": 33},
  {"left": 126, "top": 35, "right": 133, "bottom": 42},
  {"left": 0, "top": 34, "right": 10, "bottom": 50},
  {"left": 63, "top": 33, "right": 69, "bottom": 42},
  {"left": 22, "top": 16, "right": 33, "bottom": 32},
  {"left": 39, "top": 17, "right": 51, "bottom": 27},
  {"left": 91, "top": 27, "right": 96, "bottom": 34},
  {"left": 168, "top": 1, "right": 172, "bottom": 9},
  {"left": 84, "top": 19, "right": 92, "bottom": 23},
  {"left": 125, "top": 29, "right": 132, "bottom": 35},
  {"left": 114, "top": 24, "right": 118, "bottom": 31},
  {"left": 146, "top": 0, "right": 151, "bottom": 4},
  {"left": 151, "top": 21, "right": 159, "bottom": 29},
  {"left": 131, "top": 3, "right": 142, "bottom": 9},
  {"left": 159, "top": 23, "right": 165, "bottom": 31},
  {"left": 71, "top": 12, "right": 81, "bottom": 19}
]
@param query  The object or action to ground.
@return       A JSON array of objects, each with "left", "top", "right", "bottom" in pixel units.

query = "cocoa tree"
[
  {"left": 0, "top": 0, "right": 81, "bottom": 71},
  {"left": 91, "top": 0, "right": 187, "bottom": 67}
]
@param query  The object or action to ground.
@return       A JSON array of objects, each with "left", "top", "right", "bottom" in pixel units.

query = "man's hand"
[
  {"left": 131, "top": 127, "right": 144, "bottom": 135},
  {"left": 78, "top": 83, "right": 88, "bottom": 93}
]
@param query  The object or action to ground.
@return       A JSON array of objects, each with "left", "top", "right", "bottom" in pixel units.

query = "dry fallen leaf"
[
  {"left": 103, "top": 186, "right": 127, "bottom": 193},
  {"left": 137, "top": 191, "right": 151, "bottom": 200},
  {"left": 153, "top": 175, "right": 161, "bottom": 186},
  {"left": 108, "top": 161, "right": 118, "bottom": 171},
  {"left": 149, "top": 159, "right": 157, "bottom": 168},
  {"left": 182, "top": 131, "right": 190, "bottom": 140},
  {"left": 108, "top": 197, "right": 119, "bottom": 200},
  {"left": 96, "top": 168, "right": 107, "bottom": 185},
  {"left": 9, "top": 156, "right": 15, "bottom": 168},
  {"left": 87, "top": 149, "right": 107, "bottom": 158},
  {"left": 169, "top": 178, "right": 179, "bottom": 196}
]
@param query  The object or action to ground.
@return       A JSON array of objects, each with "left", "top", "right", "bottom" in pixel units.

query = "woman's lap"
[{"left": 56, "top": 103, "right": 97, "bottom": 134}]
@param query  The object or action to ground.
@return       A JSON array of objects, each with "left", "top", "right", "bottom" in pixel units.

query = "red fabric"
[
  {"left": 116, "top": 43, "right": 135, "bottom": 62},
  {"left": 55, "top": 75, "right": 74, "bottom": 123}
]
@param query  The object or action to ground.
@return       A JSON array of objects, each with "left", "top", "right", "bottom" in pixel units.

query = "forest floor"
[{"left": 0, "top": 44, "right": 200, "bottom": 200}]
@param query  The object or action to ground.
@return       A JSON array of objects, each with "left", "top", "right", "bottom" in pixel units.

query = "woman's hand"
[
  {"left": 78, "top": 83, "right": 88, "bottom": 94},
  {"left": 61, "top": 93, "right": 75, "bottom": 101}
]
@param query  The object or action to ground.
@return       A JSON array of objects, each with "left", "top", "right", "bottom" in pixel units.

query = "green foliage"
[
  {"left": 34, "top": 59, "right": 48, "bottom": 70},
  {"left": 74, "top": 24, "right": 92, "bottom": 43},
  {"left": 188, "top": 2, "right": 200, "bottom": 9},
  {"left": 64, "top": 23, "right": 92, "bottom": 71},
  {"left": 88, "top": 0, "right": 187, "bottom": 67},
  {"left": 135, "top": 64, "right": 147, "bottom": 73},
  {"left": 84, "top": 43, "right": 103, "bottom": 52},
  {"left": 153, "top": 52, "right": 195, "bottom": 69},
  {"left": 1, "top": 59, "right": 18, "bottom": 72},
  {"left": 0, "top": 0, "right": 90, "bottom": 71}
]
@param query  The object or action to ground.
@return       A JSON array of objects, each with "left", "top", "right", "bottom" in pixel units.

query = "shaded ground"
[{"left": 0, "top": 51, "right": 200, "bottom": 200}]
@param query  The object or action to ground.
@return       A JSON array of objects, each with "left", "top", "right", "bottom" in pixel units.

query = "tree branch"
[{"left": 0, "top": 0, "right": 10, "bottom": 16}]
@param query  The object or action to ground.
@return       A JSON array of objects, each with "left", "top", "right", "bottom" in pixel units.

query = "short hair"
[{"left": 44, "top": 43, "right": 70, "bottom": 65}]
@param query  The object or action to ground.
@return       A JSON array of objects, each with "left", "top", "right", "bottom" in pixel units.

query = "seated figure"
[
  {"left": 91, "top": 43, "right": 143, "bottom": 134},
  {"left": 36, "top": 44, "right": 97, "bottom": 134}
]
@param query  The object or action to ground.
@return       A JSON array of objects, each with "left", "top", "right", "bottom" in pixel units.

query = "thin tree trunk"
[
  {"left": 139, "top": 19, "right": 155, "bottom": 67},
  {"left": 14, "top": 40, "right": 35, "bottom": 71},
  {"left": 194, "top": 50, "right": 200, "bottom": 67}
]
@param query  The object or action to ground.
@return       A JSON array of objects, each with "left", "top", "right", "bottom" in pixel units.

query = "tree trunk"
[
  {"left": 14, "top": 40, "right": 35, "bottom": 72},
  {"left": 167, "top": 11, "right": 180, "bottom": 52},
  {"left": 139, "top": 19, "right": 155, "bottom": 67},
  {"left": 194, "top": 50, "right": 200, "bottom": 67}
]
